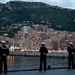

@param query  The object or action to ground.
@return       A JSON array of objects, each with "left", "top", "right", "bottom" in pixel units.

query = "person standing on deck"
[
  {"left": 67, "top": 42, "right": 75, "bottom": 69},
  {"left": 39, "top": 43, "right": 48, "bottom": 71},
  {"left": 0, "top": 40, "right": 9, "bottom": 74}
]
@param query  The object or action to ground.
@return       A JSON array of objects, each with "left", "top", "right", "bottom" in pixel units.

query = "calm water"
[{"left": 7, "top": 56, "right": 68, "bottom": 71}]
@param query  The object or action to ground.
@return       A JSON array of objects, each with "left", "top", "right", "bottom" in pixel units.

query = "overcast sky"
[{"left": 0, "top": 0, "right": 75, "bottom": 9}]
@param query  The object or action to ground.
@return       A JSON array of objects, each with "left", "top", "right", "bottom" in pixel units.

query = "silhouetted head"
[
  {"left": 1, "top": 40, "right": 6, "bottom": 45},
  {"left": 69, "top": 42, "right": 73, "bottom": 47},
  {"left": 41, "top": 42, "right": 45, "bottom": 46}
]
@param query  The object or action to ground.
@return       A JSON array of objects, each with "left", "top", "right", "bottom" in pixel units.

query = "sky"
[{"left": 0, "top": 0, "right": 75, "bottom": 9}]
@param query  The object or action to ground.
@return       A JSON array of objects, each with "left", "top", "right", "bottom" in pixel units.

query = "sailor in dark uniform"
[
  {"left": 39, "top": 43, "right": 48, "bottom": 71},
  {"left": 67, "top": 42, "right": 75, "bottom": 69},
  {"left": 0, "top": 40, "right": 9, "bottom": 74}
]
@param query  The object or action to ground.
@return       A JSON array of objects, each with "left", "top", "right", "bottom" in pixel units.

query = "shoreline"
[{"left": 9, "top": 51, "right": 68, "bottom": 58}]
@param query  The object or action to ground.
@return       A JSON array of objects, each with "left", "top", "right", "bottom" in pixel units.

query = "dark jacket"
[
  {"left": 0, "top": 47, "right": 2, "bottom": 59},
  {"left": 39, "top": 46, "right": 48, "bottom": 57},
  {"left": 67, "top": 45, "right": 74, "bottom": 57},
  {"left": 0, "top": 45, "right": 9, "bottom": 57}
]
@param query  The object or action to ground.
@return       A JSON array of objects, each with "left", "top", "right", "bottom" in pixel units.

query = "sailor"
[
  {"left": 39, "top": 43, "right": 48, "bottom": 71},
  {"left": 0, "top": 40, "right": 9, "bottom": 74},
  {"left": 67, "top": 42, "right": 75, "bottom": 69}
]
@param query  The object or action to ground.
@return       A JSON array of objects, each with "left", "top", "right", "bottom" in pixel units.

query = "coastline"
[{"left": 9, "top": 51, "right": 68, "bottom": 58}]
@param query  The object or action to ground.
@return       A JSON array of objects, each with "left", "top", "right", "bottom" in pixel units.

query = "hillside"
[{"left": 0, "top": 1, "right": 75, "bottom": 33}]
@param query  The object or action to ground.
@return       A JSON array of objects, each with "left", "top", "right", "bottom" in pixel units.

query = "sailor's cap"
[
  {"left": 41, "top": 42, "right": 45, "bottom": 45},
  {"left": 69, "top": 42, "right": 73, "bottom": 44}
]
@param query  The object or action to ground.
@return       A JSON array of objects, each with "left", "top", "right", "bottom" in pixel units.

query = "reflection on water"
[
  {"left": 7, "top": 56, "right": 68, "bottom": 71},
  {"left": 7, "top": 56, "right": 14, "bottom": 62}
]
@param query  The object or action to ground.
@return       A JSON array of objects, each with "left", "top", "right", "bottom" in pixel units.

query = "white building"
[{"left": 21, "top": 26, "right": 31, "bottom": 35}]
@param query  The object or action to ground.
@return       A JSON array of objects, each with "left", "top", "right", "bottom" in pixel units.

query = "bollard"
[{"left": 48, "top": 65, "right": 51, "bottom": 69}]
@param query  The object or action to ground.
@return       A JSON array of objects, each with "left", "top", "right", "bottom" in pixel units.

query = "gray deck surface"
[{"left": 1, "top": 69, "right": 75, "bottom": 75}]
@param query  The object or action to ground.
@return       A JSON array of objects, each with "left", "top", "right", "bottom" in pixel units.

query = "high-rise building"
[{"left": 21, "top": 26, "right": 31, "bottom": 35}]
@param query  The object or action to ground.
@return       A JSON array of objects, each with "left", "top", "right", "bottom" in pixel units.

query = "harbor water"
[{"left": 7, "top": 55, "right": 68, "bottom": 71}]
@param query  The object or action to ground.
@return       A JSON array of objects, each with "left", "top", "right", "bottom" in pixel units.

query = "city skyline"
[{"left": 7, "top": 25, "right": 75, "bottom": 51}]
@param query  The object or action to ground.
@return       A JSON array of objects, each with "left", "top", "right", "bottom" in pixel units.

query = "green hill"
[{"left": 0, "top": 1, "right": 75, "bottom": 32}]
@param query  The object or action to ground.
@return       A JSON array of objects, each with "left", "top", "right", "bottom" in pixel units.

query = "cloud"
[
  {"left": 0, "top": 0, "right": 75, "bottom": 9},
  {"left": 41, "top": 0, "right": 74, "bottom": 9},
  {"left": 4, "top": 0, "right": 20, "bottom": 2}
]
